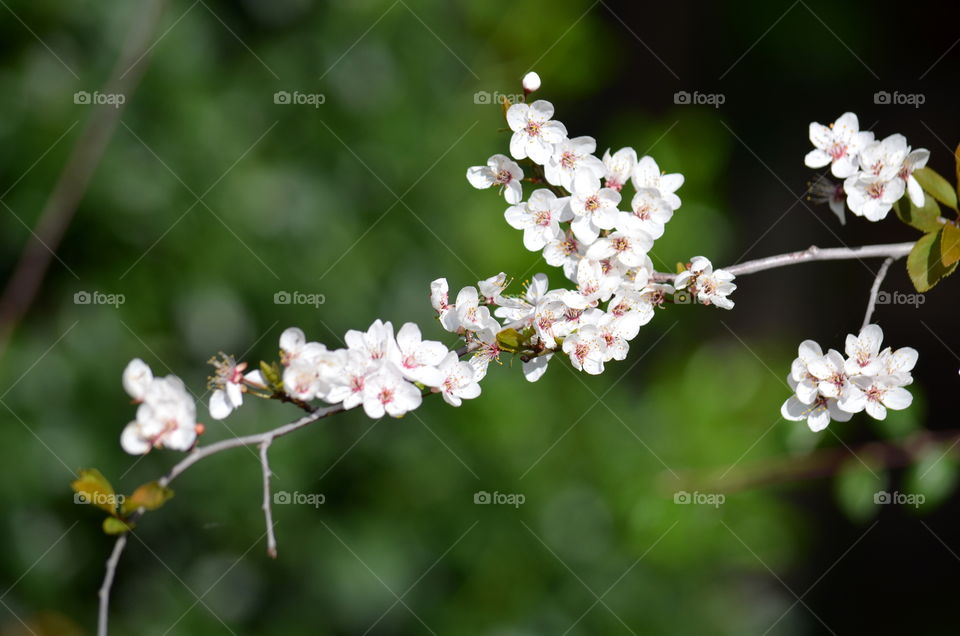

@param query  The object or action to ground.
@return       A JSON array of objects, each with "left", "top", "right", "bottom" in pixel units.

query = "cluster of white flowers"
[
  {"left": 277, "top": 322, "right": 480, "bottom": 419},
  {"left": 781, "top": 324, "right": 917, "bottom": 432},
  {"left": 120, "top": 359, "right": 200, "bottom": 454},
  {"left": 805, "top": 112, "right": 929, "bottom": 223},
  {"left": 463, "top": 93, "right": 735, "bottom": 381},
  {"left": 117, "top": 76, "right": 745, "bottom": 453}
]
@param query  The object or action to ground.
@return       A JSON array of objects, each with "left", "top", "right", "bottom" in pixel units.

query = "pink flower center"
[
  {"left": 829, "top": 143, "right": 847, "bottom": 160},
  {"left": 560, "top": 151, "right": 577, "bottom": 170},
  {"left": 379, "top": 388, "right": 395, "bottom": 404},
  {"left": 495, "top": 169, "right": 512, "bottom": 185},
  {"left": 866, "top": 182, "right": 885, "bottom": 200},
  {"left": 534, "top": 209, "right": 551, "bottom": 226},
  {"left": 611, "top": 237, "right": 629, "bottom": 253},
  {"left": 584, "top": 196, "right": 600, "bottom": 212},
  {"left": 524, "top": 120, "right": 542, "bottom": 137},
  {"left": 574, "top": 343, "right": 590, "bottom": 361}
]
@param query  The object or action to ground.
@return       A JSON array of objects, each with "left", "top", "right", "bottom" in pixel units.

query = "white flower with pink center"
[
  {"left": 466, "top": 154, "right": 524, "bottom": 204},
  {"left": 569, "top": 171, "right": 620, "bottom": 244},
  {"left": 562, "top": 325, "right": 607, "bottom": 375},
  {"left": 545, "top": 136, "right": 605, "bottom": 191},
  {"left": 345, "top": 319, "right": 396, "bottom": 367},
  {"left": 506, "top": 100, "right": 568, "bottom": 165},
  {"left": 505, "top": 189, "right": 572, "bottom": 251},
  {"left": 621, "top": 188, "right": 673, "bottom": 239},
  {"left": 804, "top": 112, "right": 874, "bottom": 178},
  {"left": 602, "top": 147, "right": 638, "bottom": 191},
  {"left": 543, "top": 230, "right": 585, "bottom": 282},
  {"left": 631, "top": 156, "right": 684, "bottom": 210},
  {"left": 430, "top": 351, "right": 481, "bottom": 406},
  {"left": 361, "top": 366, "right": 422, "bottom": 419},
  {"left": 585, "top": 227, "right": 653, "bottom": 269},
  {"left": 390, "top": 322, "right": 447, "bottom": 386}
]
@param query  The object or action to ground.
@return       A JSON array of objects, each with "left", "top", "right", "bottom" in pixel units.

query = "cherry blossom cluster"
[
  {"left": 805, "top": 112, "right": 929, "bottom": 223},
  {"left": 120, "top": 359, "right": 200, "bottom": 454},
  {"left": 276, "top": 322, "right": 480, "bottom": 417},
  {"left": 462, "top": 93, "right": 735, "bottom": 381},
  {"left": 781, "top": 324, "right": 917, "bottom": 432}
]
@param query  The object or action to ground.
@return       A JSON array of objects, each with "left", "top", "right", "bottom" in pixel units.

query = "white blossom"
[
  {"left": 805, "top": 112, "right": 874, "bottom": 178},
  {"left": 545, "top": 136, "right": 605, "bottom": 191},
  {"left": 466, "top": 154, "right": 523, "bottom": 204},
  {"left": 506, "top": 100, "right": 567, "bottom": 165},
  {"left": 631, "top": 156, "right": 684, "bottom": 210}
]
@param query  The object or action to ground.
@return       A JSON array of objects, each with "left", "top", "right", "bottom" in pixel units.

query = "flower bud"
[{"left": 522, "top": 71, "right": 541, "bottom": 94}]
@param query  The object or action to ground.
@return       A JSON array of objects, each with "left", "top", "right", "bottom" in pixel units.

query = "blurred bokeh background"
[{"left": 1, "top": 0, "right": 958, "bottom": 633}]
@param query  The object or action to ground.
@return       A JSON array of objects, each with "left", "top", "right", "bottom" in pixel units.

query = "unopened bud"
[{"left": 522, "top": 71, "right": 541, "bottom": 94}]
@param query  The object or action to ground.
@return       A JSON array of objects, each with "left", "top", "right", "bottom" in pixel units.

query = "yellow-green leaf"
[
  {"left": 496, "top": 328, "right": 524, "bottom": 354},
  {"left": 259, "top": 360, "right": 281, "bottom": 389},
  {"left": 71, "top": 468, "right": 118, "bottom": 514},
  {"left": 120, "top": 481, "right": 174, "bottom": 515},
  {"left": 943, "top": 224, "right": 960, "bottom": 267},
  {"left": 894, "top": 195, "right": 941, "bottom": 233},
  {"left": 914, "top": 167, "right": 958, "bottom": 211},
  {"left": 907, "top": 229, "right": 958, "bottom": 292},
  {"left": 955, "top": 142, "right": 960, "bottom": 204},
  {"left": 102, "top": 517, "right": 134, "bottom": 535}
]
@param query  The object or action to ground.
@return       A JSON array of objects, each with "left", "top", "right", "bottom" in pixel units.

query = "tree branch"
[
  {"left": 260, "top": 439, "right": 278, "bottom": 559},
  {"left": 862, "top": 256, "right": 897, "bottom": 329},
  {"left": 651, "top": 241, "right": 915, "bottom": 282},
  {"left": 0, "top": 0, "right": 168, "bottom": 357},
  {"left": 671, "top": 429, "right": 960, "bottom": 495},
  {"left": 97, "top": 532, "right": 127, "bottom": 636}
]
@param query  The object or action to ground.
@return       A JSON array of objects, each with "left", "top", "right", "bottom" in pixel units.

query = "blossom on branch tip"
[
  {"left": 505, "top": 189, "right": 572, "bottom": 251},
  {"left": 673, "top": 256, "right": 736, "bottom": 309},
  {"left": 466, "top": 154, "right": 523, "bottom": 204}
]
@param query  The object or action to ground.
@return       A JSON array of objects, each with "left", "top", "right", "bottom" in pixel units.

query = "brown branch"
[{"left": 0, "top": 0, "right": 168, "bottom": 357}]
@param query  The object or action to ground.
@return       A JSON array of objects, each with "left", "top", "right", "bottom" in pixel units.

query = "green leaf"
[
  {"left": 120, "top": 481, "right": 174, "bottom": 515},
  {"left": 913, "top": 167, "right": 958, "bottom": 211},
  {"left": 955, "top": 143, "right": 960, "bottom": 203},
  {"left": 941, "top": 223, "right": 960, "bottom": 266},
  {"left": 102, "top": 517, "right": 134, "bottom": 535},
  {"left": 496, "top": 328, "right": 524, "bottom": 354},
  {"left": 894, "top": 195, "right": 941, "bottom": 233},
  {"left": 71, "top": 468, "right": 118, "bottom": 514},
  {"left": 906, "top": 229, "right": 958, "bottom": 292},
  {"left": 905, "top": 443, "right": 958, "bottom": 510},
  {"left": 834, "top": 458, "right": 886, "bottom": 522},
  {"left": 259, "top": 360, "right": 281, "bottom": 389}
]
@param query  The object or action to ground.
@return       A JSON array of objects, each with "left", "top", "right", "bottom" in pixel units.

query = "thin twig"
[
  {"left": 862, "top": 256, "right": 897, "bottom": 330},
  {"left": 0, "top": 0, "right": 168, "bottom": 356},
  {"left": 671, "top": 429, "right": 960, "bottom": 495},
  {"left": 97, "top": 533, "right": 127, "bottom": 636},
  {"left": 260, "top": 439, "right": 278, "bottom": 559},
  {"left": 651, "top": 241, "right": 915, "bottom": 282}
]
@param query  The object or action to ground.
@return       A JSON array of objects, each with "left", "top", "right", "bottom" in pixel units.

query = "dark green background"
[{"left": 1, "top": 0, "right": 957, "bottom": 633}]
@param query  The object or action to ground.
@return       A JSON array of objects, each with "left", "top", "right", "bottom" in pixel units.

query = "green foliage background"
[{"left": 0, "top": 0, "right": 957, "bottom": 634}]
